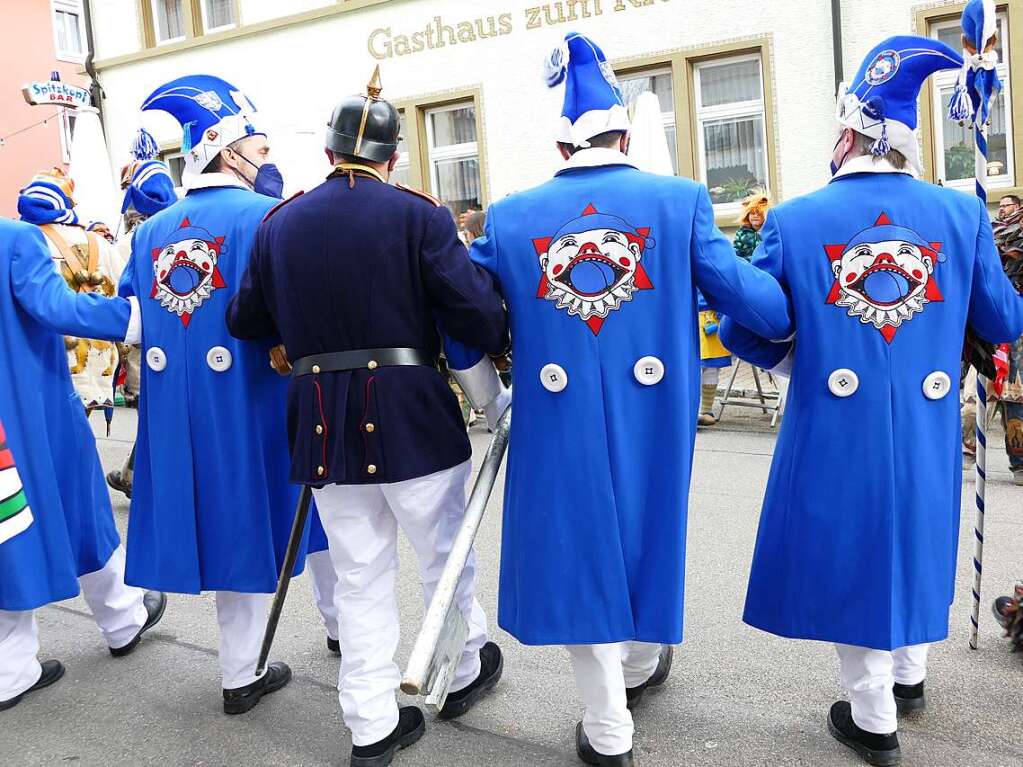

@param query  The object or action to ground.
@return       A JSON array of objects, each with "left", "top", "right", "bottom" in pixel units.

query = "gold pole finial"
[{"left": 367, "top": 66, "right": 383, "bottom": 100}]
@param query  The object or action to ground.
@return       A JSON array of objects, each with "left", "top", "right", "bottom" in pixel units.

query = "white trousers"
[
  {"left": 566, "top": 642, "right": 663, "bottom": 756},
  {"left": 313, "top": 460, "right": 488, "bottom": 746},
  {"left": 306, "top": 549, "right": 340, "bottom": 641},
  {"left": 0, "top": 545, "right": 147, "bottom": 702},
  {"left": 216, "top": 591, "right": 269, "bottom": 689},
  {"left": 834, "top": 643, "right": 930, "bottom": 735}
]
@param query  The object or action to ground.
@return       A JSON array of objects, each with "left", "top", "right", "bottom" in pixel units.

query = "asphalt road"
[{"left": 4, "top": 409, "right": 1022, "bottom": 767}]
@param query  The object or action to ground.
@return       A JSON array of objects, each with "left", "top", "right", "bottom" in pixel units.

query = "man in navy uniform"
[{"left": 227, "top": 68, "right": 508, "bottom": 767}]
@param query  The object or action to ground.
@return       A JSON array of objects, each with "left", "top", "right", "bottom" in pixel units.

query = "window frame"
[
  {"left": 198, "top": 0, "right": 238, "bottom": 35},
  {"left": 929, "top": 13, "right": 1014, "bottom": 190},
  {"left": 393, "top": 87, "right": 489, "bottom": 213},
  {"left": 613, "top": 37, "right": 779, "bottom": 226},
  {"left": 617, "top": 66, "right": 679, "bottom": 175},
  {"left": 138, "top": 0, "right": 241, "bottom": 48},
  {"left": 52, "top": 0, "right": 86, "bottom": 63},
  {"left": 423, "top": 101, "right": 482, "bottom": 215},
  {"left": 919, "top": 2, "right": 1023, "bottom": 201}
]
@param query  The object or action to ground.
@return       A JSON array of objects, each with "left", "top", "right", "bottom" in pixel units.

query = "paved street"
[{"left": 5, "top": 409, "right": 1023, "bottom": 767}]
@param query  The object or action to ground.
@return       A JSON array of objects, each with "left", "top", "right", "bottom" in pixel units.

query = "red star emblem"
[{"left": 824, "top": 212, "right": 944, "bottom": 344}]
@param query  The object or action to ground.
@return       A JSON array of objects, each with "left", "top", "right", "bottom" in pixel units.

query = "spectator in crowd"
[
  {"left": 733, "top": 193, "right": 769, "bottom": 262},
  {"left": 962, "top": 194, "right": 1023, "bottom": 485}
]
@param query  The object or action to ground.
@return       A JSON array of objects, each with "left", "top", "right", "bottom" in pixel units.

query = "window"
[
  {"left": 53, "top": 1, "right": 85, "bottom": 60},
  {"left": 618, "top": 69, "right": 678, "bottom": 174},
  {"left": 693, "top": 54, "right": 769, "bottom": 209},
  {"left": 930, "top": 14, "right": 1013, "bottom": 189},
  {"left": 58, "top": 110, "right": 77, "bottom": 165},
  {"left": 424, "top": 102, "right": 482, "bottom": 217},
  {"left": 151, "top": 0, "right": 186, "bottom": 44},
  {"left": 199, "top": 0, "right": 236, "bottom": 33},
  {"left": 160, "top": 150, "right": 187, "bottom": 189},
  {"left": 391, "top": 111, "right": 411, "bottom": 187}
]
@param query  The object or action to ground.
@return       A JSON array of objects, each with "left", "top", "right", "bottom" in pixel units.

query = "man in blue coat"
[
  {"left": 446, "top": 34, "right": 792, "bottom": 766},
  {"left": 0, "top": 219, "right": 164, "bottom": 712},
  {"left": 721, "top": 33, "right": 1023, "bottom": 766},
  {"left": 227, "top": 69, "right": 508, "bottom": 766},
  {"left": 121, "top": 74, "right": 338, "bottom": 714}
]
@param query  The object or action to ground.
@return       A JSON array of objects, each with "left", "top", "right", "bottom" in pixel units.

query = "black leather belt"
[{"left": 292, "top": 348, "right": 435, "bottom": 377}]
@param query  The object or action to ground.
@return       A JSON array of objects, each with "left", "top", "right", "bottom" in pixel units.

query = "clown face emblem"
[
  {"left": 534, "top": 205, "right": 654, "bottom": 335},
  {"left": 825, "top": 213, "right": 944, "bottom": 343},
  {"left": 151, "top": 218, "right": 227, "bottom": 327}
]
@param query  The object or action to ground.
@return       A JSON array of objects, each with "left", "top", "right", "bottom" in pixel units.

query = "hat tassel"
[
  {"left": 871, "top": 121, "right": 891, "bottom": 157},
  {"left": 948, "top": 70, "right": 974, "bottom": 125},
  {"left": 180, "top": 121, "right": 197, "bottom": 154},
  {"left": 131, "top": 128, "right": 159, "bottom": 161}
]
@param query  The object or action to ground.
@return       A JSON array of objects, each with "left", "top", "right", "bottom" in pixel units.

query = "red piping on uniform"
[{"left": 313, "top": 380, "right": 329, "bottom": 479}]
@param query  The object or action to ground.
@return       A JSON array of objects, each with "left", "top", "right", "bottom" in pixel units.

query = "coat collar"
[
  {"left": 831, "top": 154, "right": 918, "bottom": 182},
  {"left": 184, "top": 172, "right": 250, "bottom": 192},
  {"left": 557, "top": 147, "right": 638, "bottom": 175}
]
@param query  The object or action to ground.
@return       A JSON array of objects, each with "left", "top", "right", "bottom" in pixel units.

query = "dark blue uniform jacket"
[{"left": 227, "top": 172, "right": 508, "bottom": 486}]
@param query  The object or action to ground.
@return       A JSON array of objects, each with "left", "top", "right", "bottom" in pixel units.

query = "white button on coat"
[
  {"left": 922, "top": 371, "right": 951, "bottom": 401},
  {"left": 206, "top": 346, "right": 233, "bottom": 373},
  {"left": 540, "top": 363, "right": 568, "bottom": 393},
  {"left": 633, "top": 356, "right": 665, "bottom": 386},
  {"left": 828, "top": 368, "right": 859, "bottom": 398},
  {"left": 146, "top": 347, "right": 167, "bottom": 372}
]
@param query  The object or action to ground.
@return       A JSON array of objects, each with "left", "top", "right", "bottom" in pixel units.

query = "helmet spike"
[{"left": 367, "top": 66, "right": 383, "bottom": 100}]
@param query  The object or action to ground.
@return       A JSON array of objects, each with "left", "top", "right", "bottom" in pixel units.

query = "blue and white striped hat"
[
  {"left": 17, "top": 167, "right": 79, "bottom": 226},
  {"left": 121, "top": 160, "right": 177, "bottom": 216}
]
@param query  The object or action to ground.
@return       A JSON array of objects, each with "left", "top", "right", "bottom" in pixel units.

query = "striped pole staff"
[{"left": 949, "top": 0, "right": 1002, "bottom": 650}]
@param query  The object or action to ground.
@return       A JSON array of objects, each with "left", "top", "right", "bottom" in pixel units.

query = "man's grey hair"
[{"left": 849, "top": 129, "right": 909, "bottom": 171}]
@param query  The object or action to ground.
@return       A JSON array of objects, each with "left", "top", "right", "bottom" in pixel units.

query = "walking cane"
[
  {"left": 402, "top": 407, "right": 511, "bottom": 712},
  {"left": 256, "top": 485, "right": 313, "bottom": 675},
  {"left": 950, "top": 0, "right": 1002, "bottom": 650}
]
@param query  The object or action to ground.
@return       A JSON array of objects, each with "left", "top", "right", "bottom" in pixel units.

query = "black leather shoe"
[
  {"left": 827, "top": 701, "right": 901, "bottom": 766},
  {"left": 223, "top": 662, "right": 292, "bottom": 715},
  {"left": 893, "top": 681, "right": 925, "bottom": 715},
  {"left": 327, "top": 637, "right": 341, "bottom": 656},
  {"left": 626, "top": 644, "right": 674, "bottom": 710},
  {"left": 0, "top": 660, "right": 65, "bottom": 712},
  {"left": 105, "top": 470, "right": 132, "bottom": 499},
  {"left": 110, "top": 591, "right": 166, "bottom": 657},
  {"left": 351, "top": 706, "right": 425, "bottom": 767},
  {"left": 575, "top": 722, "right": 634, "bottom": 766},
  {"left": 437, "top": 641, "right": 503, "bottom": 720}
]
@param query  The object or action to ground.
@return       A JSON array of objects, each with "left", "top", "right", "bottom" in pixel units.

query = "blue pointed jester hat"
[
  {"left": 140, "top": 74, "right": 262, "bottom": 175},
  {"left": 544, "top": 33, "right": 629, "bottom": 148},
  {"left": 837, "top": 36, "right": 962, "bottom": 175},
  {"left": 947, "top": 0, "right": 1002, "bottom": 128},
  {"left": 121, "top": 160, "right": 177, "bottom": 216}
]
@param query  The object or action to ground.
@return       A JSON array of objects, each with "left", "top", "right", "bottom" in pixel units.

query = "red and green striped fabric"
[{"left": 0, "top": 422, "right": 32, "bottom": 544}]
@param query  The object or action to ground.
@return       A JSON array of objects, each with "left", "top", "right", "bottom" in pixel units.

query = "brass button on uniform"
[
  {"left": 365, "top": 422, "right": 376, "bottom": 433},
  {"left": 312, "top": 364, "right": 321, "bottom": 374},
  {"left": 315, "top": 424, "right": 324, "bottom": 435},
  {"left": 367, "top": 464, "right": 378, "bottom": 475},
  {"left": 368, "top": 360, "right": 378, "bottom": 370},
  {"left": 316, "top": 466, "right": 325, "bottom": 476}
]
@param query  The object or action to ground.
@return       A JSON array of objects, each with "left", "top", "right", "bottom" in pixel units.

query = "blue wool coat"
[
  {"left": 449, "top": 151, "right": 791, "bottom": 645},
  {"left": 0, "top": 220, "right": 131, "bottom": 610},
  {"left": 120, "top": 180, "right": 312, "bottom": 594},
  {"left": 722, "top": 165, "right": 1023, "bottom": 650}
]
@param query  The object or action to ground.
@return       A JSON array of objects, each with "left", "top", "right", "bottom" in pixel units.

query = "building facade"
[
  {"left": 86, "top": 0, "right": 1023, "bottom": 225},
  {"left": 0, "top": 0, "right": 92, "bottom": 218}
]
